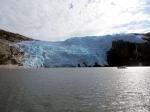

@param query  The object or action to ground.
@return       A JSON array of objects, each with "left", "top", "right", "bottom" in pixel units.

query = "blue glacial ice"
[{"left": 13, "top": 34, "right": 145, "bottom": 67}]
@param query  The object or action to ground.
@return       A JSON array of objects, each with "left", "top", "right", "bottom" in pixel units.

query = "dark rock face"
[
  {"left": 107, "top": 33, "right": 150, "bottom": 66},
  {"left": 0, "top": 29, "right": 32, "bottom": 65},
  {"left": 107, "top": 41, "right": 139, "bottom": 66}
]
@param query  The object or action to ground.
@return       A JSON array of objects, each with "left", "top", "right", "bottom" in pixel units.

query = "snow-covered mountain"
[{"left": 12, "top": 34, "right": 145, "bottom": 67}]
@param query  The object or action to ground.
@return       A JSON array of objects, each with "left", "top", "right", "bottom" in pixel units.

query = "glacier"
[{"left": 12, "top": 34, "right": 145, "bottom": 68}]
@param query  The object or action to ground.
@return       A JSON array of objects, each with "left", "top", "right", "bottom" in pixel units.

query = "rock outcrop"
[
  {"left": 0, "top": 29, "right": 32, "bottom": 66},
  {"left": 107, "top": 32, "right": 150, "bottom": 66}
]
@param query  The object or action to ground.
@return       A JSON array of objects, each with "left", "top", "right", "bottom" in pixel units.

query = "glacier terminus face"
[{"left": 12, "top": 34, "right": 145, "bottom": 68}]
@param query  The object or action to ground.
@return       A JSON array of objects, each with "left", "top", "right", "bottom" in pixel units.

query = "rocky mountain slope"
[
  {"left": 107, "top": 33, "right": 150, "bottom": 66},
  {"left": 0, "top": 29, "right": 32, "bottom": 66}
]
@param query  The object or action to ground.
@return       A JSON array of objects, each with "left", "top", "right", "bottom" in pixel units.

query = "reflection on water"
[
  {"left": 0, "top": 67, "right": 150, "bottom": 112},
  {"left": 115, "top": 67, "right": 150, "bottom": 112}
]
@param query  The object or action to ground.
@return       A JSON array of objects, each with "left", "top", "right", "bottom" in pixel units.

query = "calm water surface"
[{"left": 0, "top": 67, "right": 150, "bottom": 112}]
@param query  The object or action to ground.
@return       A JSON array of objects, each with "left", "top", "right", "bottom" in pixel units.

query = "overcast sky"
[{"left": 0, "top": 0, "right": 150, "bottom": 41}]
